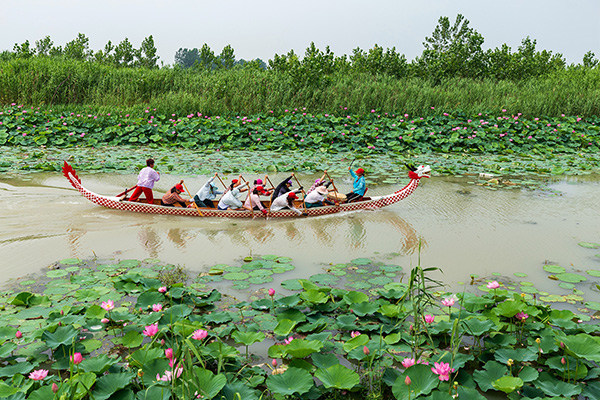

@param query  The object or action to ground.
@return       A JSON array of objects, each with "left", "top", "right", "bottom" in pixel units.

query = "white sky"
[{"left": 1, "top": 0, "right": 598, "bottom": 66}]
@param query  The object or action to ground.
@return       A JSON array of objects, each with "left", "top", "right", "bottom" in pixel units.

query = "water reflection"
[{"left": 138, "top": 228, "right": 162, "bottom": 258}]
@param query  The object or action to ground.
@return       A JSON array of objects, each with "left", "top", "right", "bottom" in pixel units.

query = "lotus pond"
[{"left": 0, "top": 254, "right": 599, "bottom": 400}]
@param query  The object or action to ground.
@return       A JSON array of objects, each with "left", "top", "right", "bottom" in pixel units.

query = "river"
[{"left": 1, "top": 170, "right": 599, "bottom": 303}]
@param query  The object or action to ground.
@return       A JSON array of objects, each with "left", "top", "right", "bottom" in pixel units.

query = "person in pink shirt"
[
  {"left": 243, "top": 185, "right": 269, "bottom": 215},
  {"left": 128, "top": 159, "right": 160, "bottom": 204}
]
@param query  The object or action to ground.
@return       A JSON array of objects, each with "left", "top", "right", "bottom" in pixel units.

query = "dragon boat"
[{"left": 62, "top": 161, "right": 431, "bottom": 218}]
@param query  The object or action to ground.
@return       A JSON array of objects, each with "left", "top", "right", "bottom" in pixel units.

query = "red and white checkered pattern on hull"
[{"left": 63, "top": 161, "right": 423, "bottom": 218}]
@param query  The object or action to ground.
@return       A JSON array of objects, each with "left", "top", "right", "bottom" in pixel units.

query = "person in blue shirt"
[
  {"left": 192, "top": 173, "right": 223, "bottom": 208},
  {"left": 346, "top": 167, "right": 366, "bottom": 202}
]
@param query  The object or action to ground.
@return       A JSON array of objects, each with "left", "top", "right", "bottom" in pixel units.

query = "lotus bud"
[
  {"left": 363, "top": 346, "right": 370, "bottom": 356},
  {"left": 15, "top": 331, "right": 22, "bottom": 339},
  {"left": 52, "top": 383, "right": 58, "bottom": 393},
  {"left": 60, "top": 310, "right": 64, "bottom": 315},
  {"left": 268, "top": 288, "right": 275, "bottom": 297},
  {"left": 561, "top": 357, "right": 566, "bottom": 365},
  {"left": 101, "top": 318, "right": 109, "bottom": 324},
  {"left": 160, "top": 339, "right": 165, "bottom": 346},
  {"left": 272, "top": 359, "right": 277, "bottom": 367},
  {"left": 507, "top": 359, "right": 514, "bottom": 367},
  {"left": 405, "top": 375, "right": 411, "bottom": 385},
  {"left": 560, "top": 342, "right": 565, "bottom": 348}
]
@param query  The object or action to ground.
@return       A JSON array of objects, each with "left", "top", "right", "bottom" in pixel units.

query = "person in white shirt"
[
  {"left": 304, "top": 182, "right": 335, "bottom": 208},
  {"left": 193, "top": 173, "right": 222, "bottom": 208},
  {"left": 270, "top": 190, "right": 306, "bottom": 216},
  {"left": 129, "top": 158, "right": 160, "bottom": 203},
  {"left": 217, "top": 179, "right": 248, "bottom": 210}
]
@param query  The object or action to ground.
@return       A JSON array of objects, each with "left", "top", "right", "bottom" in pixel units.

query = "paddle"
[
  {"left": 323, "top": 170, "right": 342, "bottom": 206},
  {"left": 291, "top": 173, "right": 307, "bottom": 213},
  {"left": 239, "top": 175, "right": 255, "bottom": 218},
  {"left": 116, "top": 185, "right": 137, "bottom": 198},
  {"left": 182, "top": 181, "right": 203, "bottom": 217}
]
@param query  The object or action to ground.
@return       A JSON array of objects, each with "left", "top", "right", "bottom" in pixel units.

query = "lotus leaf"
[
  {"left": 60, "top": 258, "right": 82, "bottom": 265},
  {"left": 392, "top": 364, "right": 438, "bottom": 399},
  {"left": 315, "top": 364, "right": 360, "bottom": 390},
  {"left": 280, "top": 279, "right": 303, "bottom": 291},
  {"left": 0, "top": 361, "right": 34, "bottom": 378},
  {"left": 492, "top": 376, "right": 523, "bottom": 394},
  {"left": 342, "top": 333, "right": 369, "bottom": 352},
  {"left": 309, "top": 273, "right": 339, "bottom": 286},
  {"left": 92, "top": 372, "right": 135, "bottom": 400},
  {"left": 534, "top": 372, "right": 582, "bottom": 397},
  {"left": 368, "top": 276, "right": 393, "bottom": 286},
  {"left": 300, "top": 289, "right": 329, "bottom": 304},
  {"left": 273, "top": 319, "right": 296, "bottom": 337},
  {"left": 494, "top": 347, "right": 538, "bottom": 364},
  {"left": 473, "top": 360, "right": 508, "bottom": 392},
  {"left": 284, "top": 339, "right": 324, "bottom": 358},
  {"left": 347, "top": 281, "right": 372, "bottom": 290},
  {"left": 312, "top": 353, "right": 339, "bottom": 369},
  {"left": 223, "top": 272, "right": 249, "bottom": 281},
  {"left": 191, "top": 367, "right": 227, "bottom": 400},
  {"left": 266, "top": 367, "right": 314, "bottom": 396},
  {"left": 561, "top": 333, "right": 600, "bottom": 362},
  {"left": 351, "top": 258, "right": 372, "bottom": 265},
  {"left": 276, "top": 309, "right": 306, "bottom": 323},
  {"left": 232, "top": 330, "right": 265, "bottom": 346},
  {"left": 586, "top": 269, "right": 600, "bottom": 277},
  {"left": 578, "top": 242, "right": 600, "bottom": 249},
  {"left": 543, "top": 264, "right": 566, "bottom": 274},
  {"left": 272, "top": 264, "right": 295, "bottom": 273},
  {"left": 555, "top": 272, "right": 587, "bottom": 283}
]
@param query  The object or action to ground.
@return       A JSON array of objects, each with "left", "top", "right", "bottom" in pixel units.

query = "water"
[{"left": 1, "top": 171, "right": 599, "bottom": 302}]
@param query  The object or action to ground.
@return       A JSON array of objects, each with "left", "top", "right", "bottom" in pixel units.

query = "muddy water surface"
[{"left": 1, "top": 171, "right": 599, "bottom": 301}]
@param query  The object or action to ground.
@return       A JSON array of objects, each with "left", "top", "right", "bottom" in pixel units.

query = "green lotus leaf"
[
  {"left": 252, "top": 313, "right": 278, "bottom": 331},
  {"left": 312, "top": 353, "right": 340, "bottom": 370},
  {"left": 585, "top": 301, "right": 600, "bottom": 311},
  {"left": 309, "top": 273, "right": 339, "bottom": 286},
  {"left": 315, "top": 364, "right": 360, "bottom": 390},
  {"left": 558, "top": 282, "right": 575, "bottom": 290},
  {"left": 519, "top": 285, "right": 539, "bottom": 294},
  {"left": 368, "top": 276, "right": 393, "bottom": 286},
  {"left": 266, "top": 367, "right": 313, "bottom": 396},
  {"left": 543, "top": 264, "right": 565, "bottom": 274},
  {"left": 351, "top": 258, "right": 372, "bottom": 265},
  {"left": 0, "top": 361, "right": 34, "bottom": 377},
  {"left": 0, "top": 342, "right": 17, "bottom": 358},
  {"left": 539, "top": 294, "right": 565, "bottom": 302},
  {"left": 492, "top": 376, "right": 523, "bottom": 394},
  {"left": 276, "top": 294, "right": 301, "bottom": 307},
  {"left": 518, "top": 366, "right": 539, "bottom": 383},
  {"left": 249, "top": 269, "right": 273, "bottom": 277},
  {"left": 232, "top": 330, "right": 265, "bottom": 346},
  {"left": 232, "top": 281, "right": 251, "bottom": 290},
  {"left": 42, "top": 325, "right": 79, "bottom": 349},
  {"left": 224, "top": 266, "right": 244, "bottom": 274},
  {"left": 380, "top": 264, "right": 403, "bottom": 272},
  {"left": 284, "top": 339, "right": 324, "bottom": 358},
  {"left": 223, "top": 272, "right": 250, "bottom": 281},
  {"left": 113, "top": 331, "right": 144, "bottom": 348},
  {"left": 392, "top": 364, "right": 438, "bottom": 398},
  {"left": 561, "top": 333, "right": 600, "bottom": 362},
  {"left": 578, "top": 242, "right": 600, "bottom": 249},
  {"left": 462, "top": 317, "right": 496, "bottom": 336},
  {"left": 343, "top": 290, "right": 369, "bottom": 304},
  {"left": 135, "top": 386, "right": 171, "bottom": 400},
  {"left": 534, "top": 372, "right": 582, "bottom": 397},
  {"left": 60, "top": 258, "right": 82, "bottom": 265},
  {"left": 80, "top": 338, "right": 103, "bottom": 353},
  {"left": 300, "top": 289, "right": 329, "bottom": 304},
  {"left": 586, "top": 269, "right": 600, "bottom": 277},
  {"left": 346, "top": 281, "right": 372, "bottom": 290},
  {"left": 46, "top": 269, "right": 69, "bottom": 278},
  {"left": 350, "top": 301, "right": 380, "bottom": 317},
  {"left": 545, "top": 356, "right": 588, "bottom": 379},
  {"left": 342, "top": 334, "right": 369, "bottom": 353},
  {"left": 494, "top": 347, "right": 538, "bottom": 364},
  {"left": 80, "top": 354, "right": 118, "bottom": 374},
  {"left": 91, "top": 372, "right": 135, "bottom": 400},
  {"left": 514, "top": 272, "right": 528, "bottom": 277},
  {"left": 473, "top": 360, "right": 508, "bottom": 392},
  {"left": 118, "top": 259, "right": 141, "bottom": 268},
  {"left": 273, "top": 319, "right": 296, "bottom": 337},
  {"left": 555, "top": 273, "right": 587, "bottom": 283},
  {"left": 203, "top": 311, "right": 232, "bottom": 324},
  {"left": 219, "top": 381, "right": 259, "bottom": 400},
  {"left": 277, "top": 309, "right": 306, "bottom": 323},
  {"left": 208, "top": 267, "right": 224, "bottom": 275},
  {"left": 191, "top": 367, "right": 227, "bottom": 400},
  {"left": 0, "top": 381, "right": 19, "bottom": 397},
  {"left": 272, "top": 263, "right": 295, "bottom": 273},
  {"left": 280, "top": 279, "right": 303, "bottom": 291}
]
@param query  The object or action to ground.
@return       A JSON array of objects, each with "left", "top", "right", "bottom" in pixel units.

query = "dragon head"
[{"left": 405, "top": 163, "right": 432, "bottom": 179}]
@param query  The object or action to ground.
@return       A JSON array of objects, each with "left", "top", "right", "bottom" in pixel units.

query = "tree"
[
  {"left": 137, "top": 35, "right": 159, "bottom": 68},
  {"left": 13, "top": 40, "right": 35, "bottom": 58},
  {"left": 218, "top": 44, "right": 235, "bottom": 69},
  {"left": 63, "top": 33, "right": 91, "bottom": 61},
  {"left": 174, "top": 48, "right": 200, "bottom": 69},
  {"left": 114, "top": 38, "right": 138, "bottom": 67},
  {"left": 198, "top": 43, "right": 216, "bottom": 70},
  {"left": 582, "top": 51, "right": 598, "bottom": 68},
  {"left": 414, "top": 14, "right": 486, "bottom": 80},
  {"left": 35, "top": 36, "right": 54, "bottom": 56}
]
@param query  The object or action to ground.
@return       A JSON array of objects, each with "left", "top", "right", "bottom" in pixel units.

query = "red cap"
[
  {"left": 256, "top": 185, "right": 267, "bottom": 194},
  {"left": 288, "top": 192, "right": 298, "bottom": 199},
  {"left": 232, "top": 179, "right": 239, "bottom": 184},
  {"left": 175, "top": 184, "right": 184, "bottom": 192},
  {"left": 356, "top": 168, "right": 365, "bottom": 175}
]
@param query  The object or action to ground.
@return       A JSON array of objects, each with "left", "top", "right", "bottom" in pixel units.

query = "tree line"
[{"left": 2, "top": 14, "right": 599, "bottom": 93}]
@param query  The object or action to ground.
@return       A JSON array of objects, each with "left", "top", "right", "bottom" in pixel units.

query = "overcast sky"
[{"left": 1, "top": 0, "right": 598, "bottom": 66}]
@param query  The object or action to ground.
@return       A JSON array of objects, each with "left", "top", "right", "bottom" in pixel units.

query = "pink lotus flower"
[
  {"left": 101, "top": 318, "right": 109, "bottom": 324},
  {"left": 441, "top": 297, "right": 455, "bottom": 307},
  {"left": 424, "top": 314, "right": 435, "bottom": 324},
  {"left": 350, "top": 331, "right": 361, "bottom": 338},
  {"left": 268, "top": 288, "right": 275, "bottom": 297},
  {"left": 431, "top": 362, "right": 454, "bottom": 381},
  {"left": 405, "top": 375, "right": 411, "bottom": 385},
  {"left": 516, "top": 312, "right": 528, "bottom": 321},
  {"left": 29, "top": 369, "right": 48, "bottom": 380},
  {"left": 15, "top": 330, "right": 22, "bottom": 339},
  {"left": 272, "top": 359, "right": 277, "bottom": 367},
  {"left": 284, "top": 336, "right": 294, "bottom": 345},
  {"left": 192, "top": 329, "right": 208, "bottom": 340},
  {"left": 165, "top": 348, "right": 173, "bottom": 360},
  {"left": 70, "top": 352, "right": 84, "bottom": 364},
  {"left": 402, "top": 358, "right": 415, "bottom": 368},
  {"left": 158, "top": 286, "right": 167, "bottom": 293},
  {"left": 101, "top": 300, "right": 115, "bottom": 311},
  {"left": 487, "top": 281, "right": 500, "bottom": 289},
  {"left": 152, "top": 304, "right": 163, "bottom": 312},
  {"left": 142, "top": 323, "right": 159, "bottom": 337},
  {"left": 156, "top": 367, "right": 183, "bottom": 381},
  {"left": 363, "top": 346, "right": 370, "bottom": 355}
]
